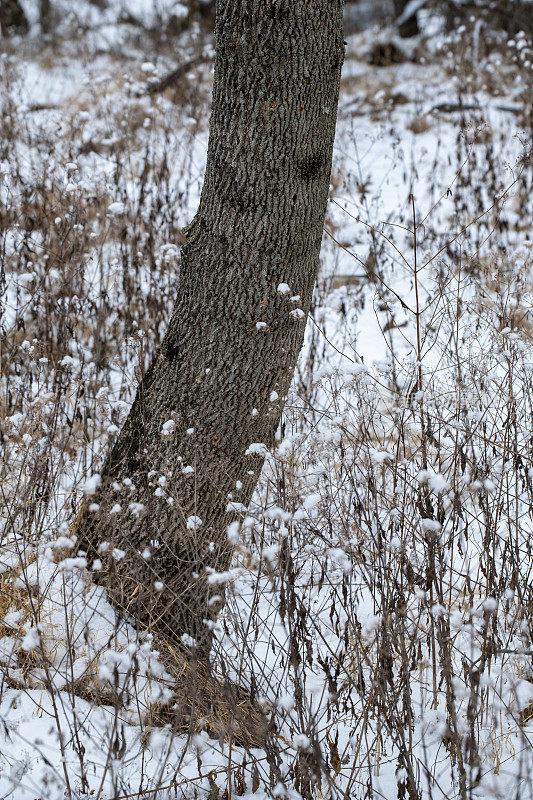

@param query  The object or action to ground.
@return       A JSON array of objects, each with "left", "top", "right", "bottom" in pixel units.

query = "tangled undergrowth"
[{"left": 1, "top": 5, "right": 532, "bottom": 799}]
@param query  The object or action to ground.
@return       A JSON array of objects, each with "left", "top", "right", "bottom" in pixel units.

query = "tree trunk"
[
  {"left": 76, "top": 0, "right": 344, "bottom": 659},
  {"left": 394, "top": 0, "right": 419, "bottom": 37},
  {"left": 0, "top": 0, "right": 29, "bottom": 36},
  {"left": 187, "top": 0, "right": 216, "bottom": 30},
  {"left": 40, "top": 0, "right": 51, "bottom": 34}
]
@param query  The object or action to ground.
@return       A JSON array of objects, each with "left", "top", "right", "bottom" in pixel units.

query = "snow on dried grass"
[{"left": 1, "top": 8, "right": 532, "bottom": 800}]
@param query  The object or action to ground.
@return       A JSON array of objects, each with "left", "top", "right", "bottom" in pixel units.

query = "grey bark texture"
[{"left": 76, "top": 0, "right": 344, "bottom": 658}]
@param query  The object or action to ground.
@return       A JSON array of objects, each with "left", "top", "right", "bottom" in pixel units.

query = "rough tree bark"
[{"left": 77, "top": 0, "right": 344, "bottom": 661}]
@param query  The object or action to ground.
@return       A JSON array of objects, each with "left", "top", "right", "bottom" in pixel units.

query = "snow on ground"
[{"left": 1, "top": 5, "right": 532, "bottom": 799}]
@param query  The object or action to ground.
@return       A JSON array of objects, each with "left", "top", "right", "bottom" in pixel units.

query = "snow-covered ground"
[{"left": 1, "top": 3, "right": 532, "bottom": 799}]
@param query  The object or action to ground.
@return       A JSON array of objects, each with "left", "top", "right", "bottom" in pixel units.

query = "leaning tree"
[{"left": 77, "top": 0, "right": 344, "bottom": 666}]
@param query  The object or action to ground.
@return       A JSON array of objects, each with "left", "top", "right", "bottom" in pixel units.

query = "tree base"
[{"left": 151, "top": 646, "right": 273, "bottom": 749}]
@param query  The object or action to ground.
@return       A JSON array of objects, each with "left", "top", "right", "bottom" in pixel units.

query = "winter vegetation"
[{"left": 0, "top": 1, "right": 532, "bottom": 799}]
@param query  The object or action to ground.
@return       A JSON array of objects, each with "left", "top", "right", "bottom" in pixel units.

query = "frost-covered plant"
[{"left": 1, "top": 6, "right": 532, "bottom": 800}]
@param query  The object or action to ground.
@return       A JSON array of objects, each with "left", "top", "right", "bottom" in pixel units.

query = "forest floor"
[{"left": 1, "top": 3, "right": 532, "bottom": 799}]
